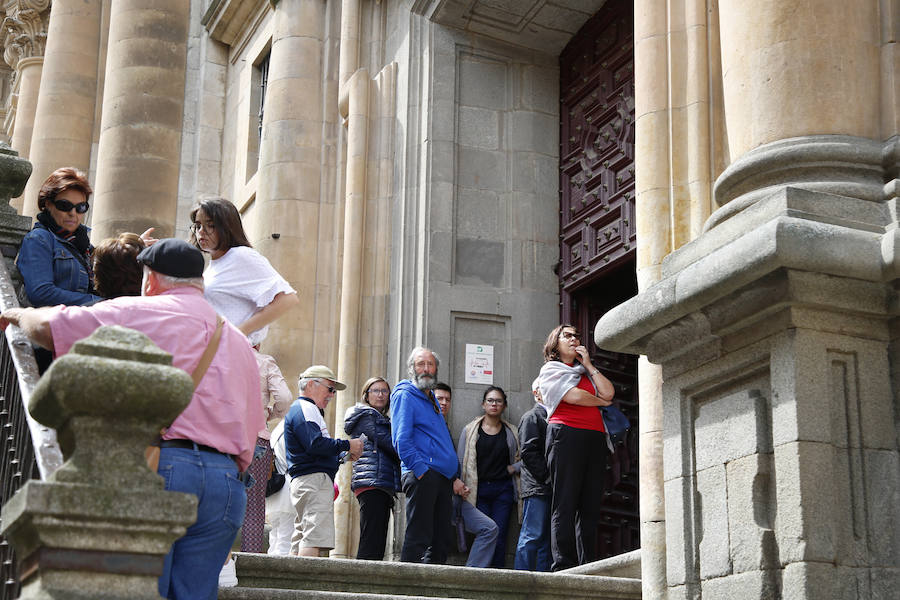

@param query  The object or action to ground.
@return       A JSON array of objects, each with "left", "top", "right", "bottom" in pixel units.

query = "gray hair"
[
  {"left": 144, "top": 267, "right": 204, "bottom": 292},
  {"left": 298, "top": 377, "right": 313, "bottom": 392},
  {"left": 406, "top": 346, "right": 440, "bottom": 378}
]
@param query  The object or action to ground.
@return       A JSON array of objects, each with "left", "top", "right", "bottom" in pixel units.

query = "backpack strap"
[{"left": 192, "top": 315, "right": 224, "bottom": 388}]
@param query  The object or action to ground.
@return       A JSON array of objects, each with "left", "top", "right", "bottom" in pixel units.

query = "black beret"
[{"left": 136, "top": 238, "right": 205, "bottom": 279}]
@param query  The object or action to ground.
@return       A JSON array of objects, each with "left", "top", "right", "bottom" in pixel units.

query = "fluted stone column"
[
  {"left": 0, "top": 326, "right": 197, "bottom": 599},
  {"left": 20, "top": 0, "right": 101, "bottom": 217},
  {"left": 1, "top": 0, "right": 50, "bottom": 213},
  {"left": 89, "top": 0, "right": 190, "bottom": 241}
]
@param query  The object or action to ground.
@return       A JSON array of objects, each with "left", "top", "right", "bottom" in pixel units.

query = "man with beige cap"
[{"left": 284, "top": 365, "right": 364, "bottom": 556}]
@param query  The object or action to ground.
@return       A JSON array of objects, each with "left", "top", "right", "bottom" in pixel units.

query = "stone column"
[
  {"left": 597, "top": 2, "right": 899, "bottom": 599},
  {"left": 20, "top": 0, "right": 101, "bottom": 218},
  {"left": 1, "top": 0, "right": 50, "bottom": 213},
  {"left": 711, "top": 0, "right": 883, "bottom": 227},
  {"left": 0, "top": 326, "right": 197, "bottom": 599},
  {"left": 250, "top": 0, "right": 335, "bottom": 388},
  {"left": 89, "top": 0, "right": 190, "bottom": 241}
]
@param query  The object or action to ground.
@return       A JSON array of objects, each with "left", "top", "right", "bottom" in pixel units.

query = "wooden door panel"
[{"left": 559, "top": 0, "right": 639, "bottom": 560}]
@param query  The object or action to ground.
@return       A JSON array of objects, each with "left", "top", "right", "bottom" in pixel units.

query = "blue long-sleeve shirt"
[{"left": 390, "top": 380, "right": 458, "bottom": 480}]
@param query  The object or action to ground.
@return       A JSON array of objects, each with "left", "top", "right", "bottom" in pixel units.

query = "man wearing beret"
[{"left": 0, "top": 238, "right": 264, "bottom": 600}]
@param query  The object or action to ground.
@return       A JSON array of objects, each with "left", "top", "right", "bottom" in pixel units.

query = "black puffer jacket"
[
  {"left": 518, "top": 403, "right": 551, "bottom": 498},
  {"left": 344, "top": 403, "right": 401, "bottom": 493}
]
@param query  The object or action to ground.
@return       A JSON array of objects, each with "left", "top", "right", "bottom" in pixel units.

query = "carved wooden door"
[{"left": 559, "top": 0, "right": 639, "bottom": 559}]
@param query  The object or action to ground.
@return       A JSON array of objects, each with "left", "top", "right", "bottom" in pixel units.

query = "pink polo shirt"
[{"left": 47, "top": 287, "right": 264, "bottom": 471}]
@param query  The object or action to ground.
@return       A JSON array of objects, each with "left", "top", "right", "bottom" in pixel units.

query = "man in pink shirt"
[{"left": 0, "top": 238, "right": 264, "bottom": 600}]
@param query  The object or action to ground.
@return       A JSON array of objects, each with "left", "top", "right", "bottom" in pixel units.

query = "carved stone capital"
[{"left": 1, "top": 0, "right": 50, "bottom": 70}]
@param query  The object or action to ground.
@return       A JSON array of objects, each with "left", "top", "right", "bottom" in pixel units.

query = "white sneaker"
[{"left": 218, "top": 555, "right": 238, "bottom": 588}]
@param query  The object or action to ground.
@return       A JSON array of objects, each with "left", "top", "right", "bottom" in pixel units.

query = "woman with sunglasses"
[
  {"left": 188, "top": 197, "right": 298, "bottom": 559},
  {"left": 456, "top": 385, "right": 521, "bottom": 568},
  {"left": 343, "top": 377, "right": 401, "bottom": 560},
  {"left": 16, "top": 167, "right": 102, "bottom": 308},
  {"left": 537, "top": 324, "right": 615, "bottom": 571}
]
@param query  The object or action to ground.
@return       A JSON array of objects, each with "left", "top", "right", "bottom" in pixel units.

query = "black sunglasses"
[{"left": 51, "top": 198, "right": 90, "bottom": 214}]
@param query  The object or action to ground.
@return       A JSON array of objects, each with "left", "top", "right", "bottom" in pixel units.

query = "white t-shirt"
[{"left": 203, "top": 246, "right": 296, "bottom": 346}]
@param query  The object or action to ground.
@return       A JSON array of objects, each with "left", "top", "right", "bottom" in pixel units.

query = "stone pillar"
[
  {"left": 333, "top": 67, "right": 369, "bottom": 559},
  {"left": 250, "top": 0, "right": 335, "bottom": 388},
  {"left": 711, "top": 0, "right": 883, "bottom": 227},
  {"left": 0, "top": 326, "right": 197, "bottom": 599},
  {"left": 90, "top": 0, "right": 190, "bottom": 241},
  {"left": 20, "top": 0, "right": 101, "bottom": 218},
  {"left": 1, "top": 0, "right": 50, "bottom": 213},
  {"left": 597, "top": 3, "right": 899, "bottom": 599}
]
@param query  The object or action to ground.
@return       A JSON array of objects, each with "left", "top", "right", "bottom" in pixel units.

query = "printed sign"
[{"left": 465, "top": 344, "right": 494, "bottom": 384}]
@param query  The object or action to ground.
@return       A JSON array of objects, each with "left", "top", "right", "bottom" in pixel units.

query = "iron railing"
[{"left": 0, "top": 256, "right": 63, "bottom": 600}]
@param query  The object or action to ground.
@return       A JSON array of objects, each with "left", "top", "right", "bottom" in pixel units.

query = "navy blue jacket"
[
  {"left": 344, "top": 404, "right": 401, "bottom": 493},
  {"left": 284, "top": 397, "right": 349, "bottom": 481}
]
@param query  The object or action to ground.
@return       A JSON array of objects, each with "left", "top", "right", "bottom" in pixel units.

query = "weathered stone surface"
[
  {"left": 1, "top": 325, "right": 197, "bottom": 598},
  {"left": 230, "top": 553, "right": 641, "bottom": 599}
]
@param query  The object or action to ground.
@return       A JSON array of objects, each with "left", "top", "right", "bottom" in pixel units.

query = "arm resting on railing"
[{"left": 1, "top": 307, "right": 56, "bottom": 352}]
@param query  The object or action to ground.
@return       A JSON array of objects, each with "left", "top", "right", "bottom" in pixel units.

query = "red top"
[{"left": 549, "top": 367, "right": 606, "bottom": 432}]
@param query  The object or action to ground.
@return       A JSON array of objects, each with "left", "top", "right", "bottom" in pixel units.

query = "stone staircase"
[{"left": 219, "top": 551, "right": 642, "bottom": 599}]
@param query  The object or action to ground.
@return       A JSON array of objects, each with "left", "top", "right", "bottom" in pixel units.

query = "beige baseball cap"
[{"left": 300, "top": 365, "right": 347, "bottom": 390}]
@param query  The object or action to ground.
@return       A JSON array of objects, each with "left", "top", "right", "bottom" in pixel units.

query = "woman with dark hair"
[
  {"left": 189, "top": 197, "right": 299, "bottom": 346},
  {"left": 537, "top": 324, "right": 614, "bottom": 571},
  {"left": 92, "top": 232, "right": 146, "bottom": 299},
  {"left": 16, "top": 167, "right": 101, "bottom": 307},
  {"left": 457, "top": 385, "right": 521, "bottom": 568},
  {"left": 189, "top": 197, "right": 298, "bottom": 560},
  {"left": 343, "top": 377, "right": 401, "bottom": 560}
]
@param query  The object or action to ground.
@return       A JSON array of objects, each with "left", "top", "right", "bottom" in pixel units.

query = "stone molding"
[
  {"left": 411, "top": 0, "right": 607, "bottom": 55},
  {"left": 594, "top": 185, "right": 895, "bottom": 359},
  {"left": 202, "top": 0, "right": 269, "bottom": 45},
  {"left": 1, "top": 0, "right": 50, "bottom": 72},
  {"left": 709, "top": 135, "right": 887, "bottom": 231}
]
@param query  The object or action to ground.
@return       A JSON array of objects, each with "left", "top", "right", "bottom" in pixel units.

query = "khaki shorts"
[{"left": 289, "top": 472, "right": 335, "bottom": 551}]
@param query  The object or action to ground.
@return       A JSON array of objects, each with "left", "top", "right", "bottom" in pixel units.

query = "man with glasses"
[
  {"left": 390, "top": 347, "right": 459, "bottom": 563},
  {"left": 284, "top": 365, "right": 364, "bottom": 557}
]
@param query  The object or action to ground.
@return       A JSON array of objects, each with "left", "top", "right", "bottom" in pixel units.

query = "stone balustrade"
[{"left": 0, "top": 325, "right": 198, "bottom": 599}]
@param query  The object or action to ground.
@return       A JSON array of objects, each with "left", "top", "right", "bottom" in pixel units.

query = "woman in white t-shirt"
[
  {"left": 189, "top": 197, "right": 299, "bottom": 347},
  {"left": 189, "top": 196, "right": 299, "bottom": 558}
]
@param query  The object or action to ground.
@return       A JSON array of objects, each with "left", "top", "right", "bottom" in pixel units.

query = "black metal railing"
[{"left": 0, "top": 256, "right": 62, "bottom": 600}]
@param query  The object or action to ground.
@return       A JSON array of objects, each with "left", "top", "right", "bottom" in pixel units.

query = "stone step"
[
  {"left": 225, "top": 553, "right": 642, "bottom": 600},
  {"left": 219, "top": 588, "right": 468, "bottom": 600}
]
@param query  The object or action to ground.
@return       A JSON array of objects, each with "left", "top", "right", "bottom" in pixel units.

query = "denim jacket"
[{"left": 16, "top": 223, "right": 101, "bottom": 307}]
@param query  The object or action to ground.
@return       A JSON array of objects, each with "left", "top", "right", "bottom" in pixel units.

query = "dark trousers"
[
  {"left": 475, "top": 478, "right": 516, "bottom": 568},
  {"left": 546, "top": 423, "right": 607, "bottom": 571},
  {"left": 400, "top": 469, "right": 452, "bottom": 563},
  {"left": 356, "top": 488, "right": 393, "bottom": 560}
]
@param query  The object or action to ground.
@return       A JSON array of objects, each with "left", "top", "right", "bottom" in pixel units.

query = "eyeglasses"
[
  {"left": 367, "top": 389, "right": 389, "bottom": 396},
  {"left": 314, "top": 379, "right": 337, "bottom": 394},
  {"left": 51, "top": 198, "right": 90, "bottom": 214},
  {"left": 191, "top": 222, "right": 215, "bottom": 233},
  {"left": 560, "top": 331, "right": 580, "bottom": 340},
  {"left": 484, "top": 398, "right": 505, "bottom": 405}
]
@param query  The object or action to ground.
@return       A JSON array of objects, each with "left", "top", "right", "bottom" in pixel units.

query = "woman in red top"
[{"left": 538, "top": 324, "right": 614, "bottom": 571}]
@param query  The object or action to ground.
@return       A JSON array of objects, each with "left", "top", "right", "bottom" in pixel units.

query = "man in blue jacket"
[
  {"left": 285, "top": 365, "right": 363, "bottom": 557},
  {"left": 390, "top": 346, "right": 459, "bottom": 563}
]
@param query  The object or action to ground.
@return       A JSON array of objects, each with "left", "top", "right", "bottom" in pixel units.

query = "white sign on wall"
[{"left": 465, "top": 344, "right": 494, "bottom": 384}]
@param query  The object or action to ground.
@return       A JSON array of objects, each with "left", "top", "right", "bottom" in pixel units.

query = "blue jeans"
[
  {"left": 157, "top": 446, "right": 247, "bottom": 600},
  {"left": 475, "top": 478, "right": 516, "bottom": 568},
  {"left": 514, "top": 494, "right": 551, "bottom": 571},
  {"left": 455, "top": 495, "right": 498, "bottom": 568}
]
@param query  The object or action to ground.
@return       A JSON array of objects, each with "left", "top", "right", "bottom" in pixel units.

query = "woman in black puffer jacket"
[{"left": 344, "top": 377, "right": 401, "bottom": 560}]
